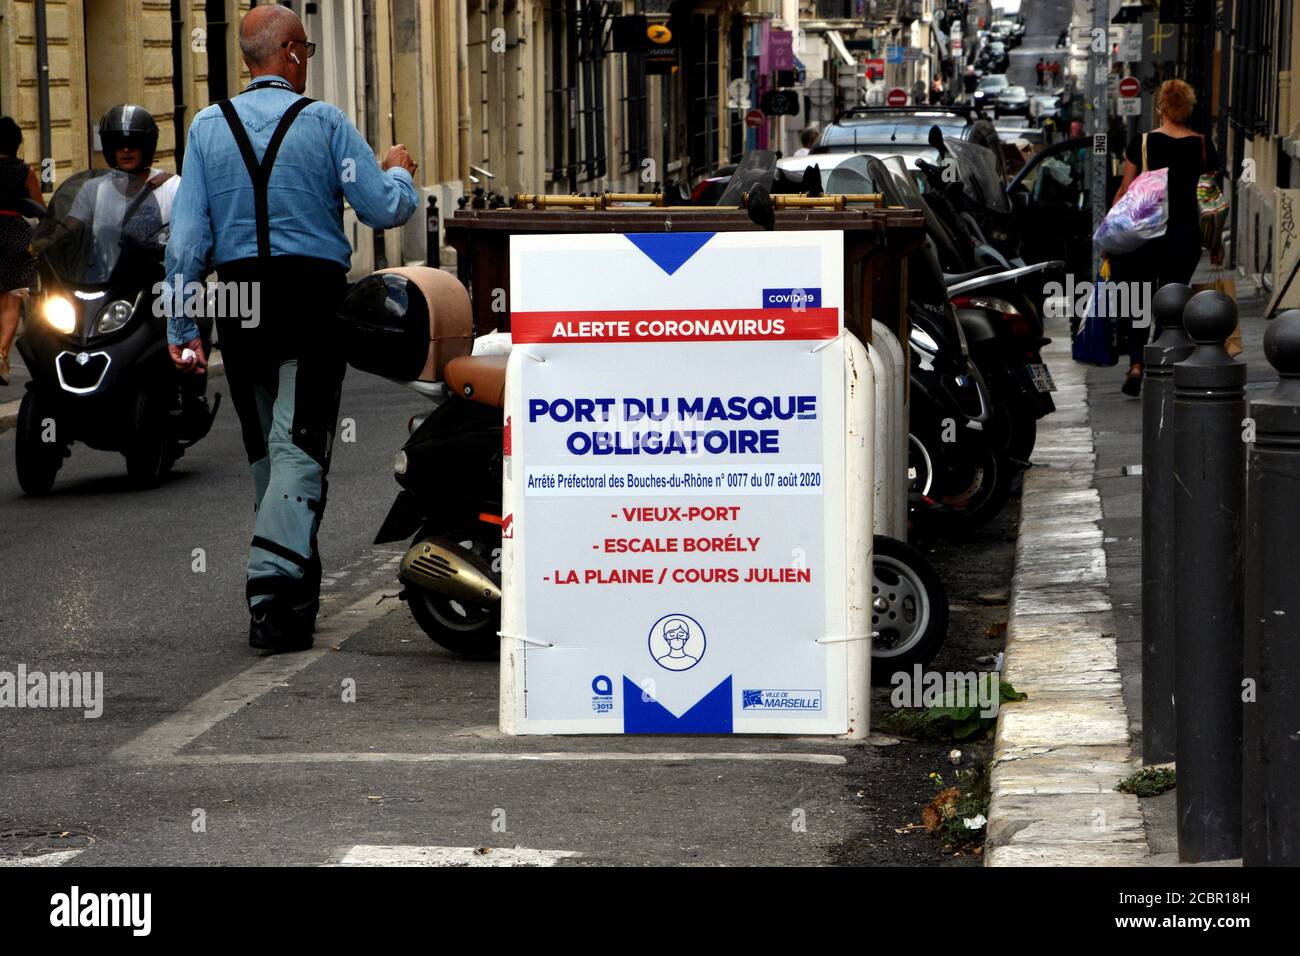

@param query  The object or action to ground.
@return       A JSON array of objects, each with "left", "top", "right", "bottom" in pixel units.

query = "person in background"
[
  {"left": 792, "top": 127, "right": 818, "bottom": 157},
  {"left": 929, "top": 76, "right": 944, "bottom": 106},
  {"left": 0, "top": 116, "right": 44, "bottom": 386},
  {"left": 1036, "top": 58, "right": 1047, "bottom": 89},
  {"left": 912, "top": 77, "right": 927, "bottom": 107},
  {"left": 1108, "top": 79, "right": 1220, "bottom": 396},
  {"left": 963, "top": 65, "right": 979, "bottom": 98},
  {"left": 1048, "top": 60, "right": 1062, "bottom": 87}
]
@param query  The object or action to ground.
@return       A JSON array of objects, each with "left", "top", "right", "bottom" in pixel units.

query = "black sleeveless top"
[{"left": 1124, "top": 132, "right": 1219, "bottom": 235}]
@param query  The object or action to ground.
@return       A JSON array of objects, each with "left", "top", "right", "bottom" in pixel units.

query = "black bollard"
[
  {"left": 1173, "top": 290, "right": 1246, "bottom": 863},
  {"left": 426, "top": 195, "right": 440, "bottom": 268},
  {"left": 1141, "top": 283, "right": 1196, "bottom": 765},
  {"left": 1242, "top": 311, "right": 1300, "bottom": 865}
]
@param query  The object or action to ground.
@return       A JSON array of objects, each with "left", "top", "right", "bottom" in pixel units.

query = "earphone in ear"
[{"left": 289, "top": 52, "right": 301, "bottom": 64}]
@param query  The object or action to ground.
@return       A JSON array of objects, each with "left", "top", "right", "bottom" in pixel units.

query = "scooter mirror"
[{"left": 928, "top": 125, "right": 949, "bottom": 156}]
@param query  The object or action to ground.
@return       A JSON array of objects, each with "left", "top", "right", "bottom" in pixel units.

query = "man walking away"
[
  {"left": 1036, "top": 58, "right": 1046, "bottom": 89},
  {"left": 164, "top": 4, "right": 418, "bottom": 652}
]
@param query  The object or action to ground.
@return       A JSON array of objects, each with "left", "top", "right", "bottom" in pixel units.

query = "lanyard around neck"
[{"left": 245, "top": 78, "right": 296, "bottom": 94}]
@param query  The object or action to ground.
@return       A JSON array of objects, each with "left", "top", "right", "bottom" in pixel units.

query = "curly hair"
[{"left": 1156, "top": 79, "right": 1196, "bottom": 125}]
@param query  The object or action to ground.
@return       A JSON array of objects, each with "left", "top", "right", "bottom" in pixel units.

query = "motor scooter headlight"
[
  {"left": 43, "top": 295, "right": 76, "bottom": 334},
  {"left": 910, "top": 327, "right": 939, "bottom": 354},
  {"left": 94, "top": 299, "right": 134, "bottom": 336},
  {"left": 393, "top": 450, "right": 409, "bottom": 476}
]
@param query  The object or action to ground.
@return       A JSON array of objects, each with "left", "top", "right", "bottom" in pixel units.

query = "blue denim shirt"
[{"left": 164, "top": 75, "right": 418, "bottom": 344}]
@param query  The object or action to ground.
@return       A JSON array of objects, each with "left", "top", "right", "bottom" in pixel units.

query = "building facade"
[{"left": 0, "top": 0, "right": 819, "bottom": 274}]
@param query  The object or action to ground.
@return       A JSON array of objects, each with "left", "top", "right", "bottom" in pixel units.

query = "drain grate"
[{"left": 0, "top": 827, "right": 97, "bottom": 859}]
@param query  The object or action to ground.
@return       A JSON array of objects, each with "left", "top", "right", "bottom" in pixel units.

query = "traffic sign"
[
  {"left": 1118, "top": 97, "right": 1142, "bottom": 117},
  {"left": 807, "top": 78, "right": 835, "bottom": 107},
  {"left": 745, "top": 108, "right": 765, "bottom": 128},
  {"left": 760, "top": 89, "right": 799, "bottom": 116},
  {"left": 1119, "top": 76, "right": 1141, "bottom": 98},
  {"left": 886, "top": 87, "right": 908, "bottom": 107}
]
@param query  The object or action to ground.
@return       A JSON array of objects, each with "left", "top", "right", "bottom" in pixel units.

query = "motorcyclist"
[{"left": 67, "top": 105, "right": 180, "bottom": 281}]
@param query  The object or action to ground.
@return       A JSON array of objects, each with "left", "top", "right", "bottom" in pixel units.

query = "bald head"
[{"left": 239, "top": 5, "right": 301, "bottom": 68}]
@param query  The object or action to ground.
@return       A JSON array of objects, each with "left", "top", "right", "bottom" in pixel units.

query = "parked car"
[
  {"left": 995, "top": 85, "right": 1030, "bottom": 117},
  {"left": 991, "top": 20, "right": 1021, "bottom": 48},
  {"left": 1029, "top": 94, "right": 1063, "bottom": 128},
  {"left": 978, "top": 41, "right": 1009, "bottom": 74},
  {"left": 765, "top": 108, "right": 972, "bottom": 184},
  {"left": 973, "top": 74, "right": 1010, "bottom": 113}
]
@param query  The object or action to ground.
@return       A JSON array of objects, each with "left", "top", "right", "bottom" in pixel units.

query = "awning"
[{"left": 825, "top": 30, "right": 854, "bottom": 68}]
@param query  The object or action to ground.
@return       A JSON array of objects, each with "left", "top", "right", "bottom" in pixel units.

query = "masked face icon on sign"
[{"left": 652, "top": 617, "right": 704, "bottom": 671}]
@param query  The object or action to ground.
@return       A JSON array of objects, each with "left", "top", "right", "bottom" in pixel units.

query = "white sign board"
[
  {"left": 1118, "top": 96, "right": 1142, "bottom": 116},
  {"left": 1118, "top": 24, "right": 1143, "bottom": 63},
  {"left": 501, "top": 231, "right": 856, "bottom": 735}
]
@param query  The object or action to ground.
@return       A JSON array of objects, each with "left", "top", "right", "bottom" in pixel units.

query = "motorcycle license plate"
[{"left": 1027, "top": 362, "right": 1055, "bottom": 393}]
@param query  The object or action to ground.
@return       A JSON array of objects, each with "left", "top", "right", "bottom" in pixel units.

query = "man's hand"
[
  {"left": 382, "top": 145, "right": 418, "bottom": 176},
  {"left": 168, "top": 338, "right": 208, "bottom": 375}
]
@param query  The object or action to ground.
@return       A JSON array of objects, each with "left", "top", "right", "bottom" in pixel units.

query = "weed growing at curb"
[
  {"left": 877, "top": 681, "right": 1028, "bottom": 741},
  {"left": 1116, "top": 766, "right": 1176, "bottom": 797},
  {"left": 924, "top": 763, "right": 992, "bottom": 853}
]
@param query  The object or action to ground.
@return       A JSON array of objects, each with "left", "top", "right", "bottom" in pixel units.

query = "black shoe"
[
  {"left": 249, "top": 602, "right": 314, "bottom": 653},
  {"left": 1121, "top": 369, "right": 1143, "bottom": 397}
]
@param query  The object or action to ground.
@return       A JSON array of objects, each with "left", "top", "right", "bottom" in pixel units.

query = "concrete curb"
[
  {"left": 984, "top": 330, "right": 1147, "bottom": 867},
  {"left": 0, "top": 353, "right": 225, "bottom": 433}
]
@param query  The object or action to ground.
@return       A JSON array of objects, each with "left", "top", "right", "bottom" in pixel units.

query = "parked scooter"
[
  {"left": 14, "top": 169, "right": 219, "bottom": 494},
  {"left": 832, "top": 156, "right": 1015, "bottom": 536},
  {"left": 887, "top": 150, "right": 1060, "bottom": 465},
  {"left": 339, "top": 266, "right": 503, "bottom": 657}
]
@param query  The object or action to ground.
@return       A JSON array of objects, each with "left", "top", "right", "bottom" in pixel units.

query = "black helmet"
[{"left": 98, "top": 104, "right": 159, "bottom": 170}]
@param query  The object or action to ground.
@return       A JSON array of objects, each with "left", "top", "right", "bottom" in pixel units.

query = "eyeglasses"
[{"left": 281, "top": 38, "right": 317, "bottom": 59}]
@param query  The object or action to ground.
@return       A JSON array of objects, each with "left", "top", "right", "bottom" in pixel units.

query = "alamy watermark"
[
  {"left": 0, "top": 665, "right": 103, "bottom": 718},
  {"left": 1043, "top": 273, "right": 1155, "bottom": 327},
  {"left": 151, "top": 273, "right": 261, "bottom": 327},
  {"left": 889, "top": 665, "right": 1001, "bottom": 718}
]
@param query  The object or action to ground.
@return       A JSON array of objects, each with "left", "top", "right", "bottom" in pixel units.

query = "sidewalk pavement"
[
  {"left": 1085, "top": 258, "right": 1276, "bottom": 865},
  {"left": 986, "top": 253, "right": 1277, "bottom": 866}
]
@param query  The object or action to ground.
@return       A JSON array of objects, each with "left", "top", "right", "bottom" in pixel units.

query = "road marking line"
[
  {"left": 0, "top": 849, "right": 86, "bottom": 867},
  {"left": 330, "top": 845, "right": 580, "bottom": 867},
  {"left": 112, "top": 585, "right": 402, "bottom": 764},
  {"left": 136, "top": 751, "right": 847, "bottom": 766}
]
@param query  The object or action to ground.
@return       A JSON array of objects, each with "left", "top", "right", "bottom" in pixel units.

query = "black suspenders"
[{"left": 215, "top": 94, "right": 314, "bottom": 258}]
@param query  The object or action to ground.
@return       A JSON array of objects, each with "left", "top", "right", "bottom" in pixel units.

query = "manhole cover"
[{"left": 0, "top": 827, "right": 97, "bottom": 859}]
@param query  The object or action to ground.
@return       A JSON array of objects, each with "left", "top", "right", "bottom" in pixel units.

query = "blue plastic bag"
[{"left": 1072, "top": 260, "right": 1118, "bottom": 366}]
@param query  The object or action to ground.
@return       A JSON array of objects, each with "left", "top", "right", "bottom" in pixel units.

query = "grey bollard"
[
  {"left": 1142, "top": 283, "right": 1197, "bottom": 765},
  {"left": 1242, "top": 311, "right": 1300, "bottom": 866},
  {"left": 1173, "top": 290, "right": 1246, "bottom": 863}
]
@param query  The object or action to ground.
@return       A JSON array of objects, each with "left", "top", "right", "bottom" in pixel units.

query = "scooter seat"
[
  {"left": 943, "top": 264, "right": 1004, "bottom": 286},
  {"left": 445, "top": 354, "right": 507, "bottom": 409}
]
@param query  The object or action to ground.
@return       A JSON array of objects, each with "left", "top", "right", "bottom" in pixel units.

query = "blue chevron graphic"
[
  {"left": 624, "top": 232, "right": 715, "bottom": 276},
  {"left": 622, "top": 675, "right": 733, "bottom": 733}
]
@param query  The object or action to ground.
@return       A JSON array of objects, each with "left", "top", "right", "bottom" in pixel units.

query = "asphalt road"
[
  {"left": 1008, "top": 0, "right": 1074, "bottom": 92},
  {"left": 0, "top": 348, "right": 1020, "bottom": 866}
]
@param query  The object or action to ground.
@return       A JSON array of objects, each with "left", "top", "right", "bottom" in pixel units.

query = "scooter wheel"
[
  {"left": 15, "top": 389, "right": 64, "bottom": 496},
  {"left": 124, "top": 390, "right": 166, "bottom": 489},
  {"left": 406, "top": 526, "right": 501, "bottom": 660},
  {"left": 870, "top": 535, "right": 949, "bottom": 683}
]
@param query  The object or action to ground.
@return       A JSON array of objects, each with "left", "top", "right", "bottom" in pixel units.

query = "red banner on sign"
[{"left": 511, "top": 308, "right": 841, "bottom": 344}]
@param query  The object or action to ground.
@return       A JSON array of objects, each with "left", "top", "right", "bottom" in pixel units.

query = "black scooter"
[{"left": 15, "top": 169, "right": 219, "bottom": 494}]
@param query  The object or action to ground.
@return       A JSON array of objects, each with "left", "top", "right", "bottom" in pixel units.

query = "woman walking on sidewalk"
[
  {"left": 0, "top": 116, "right": 44, "bottom": 385},
  {"left": 1108, "top": 79, "right": 1221, "bottom": 396}
]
